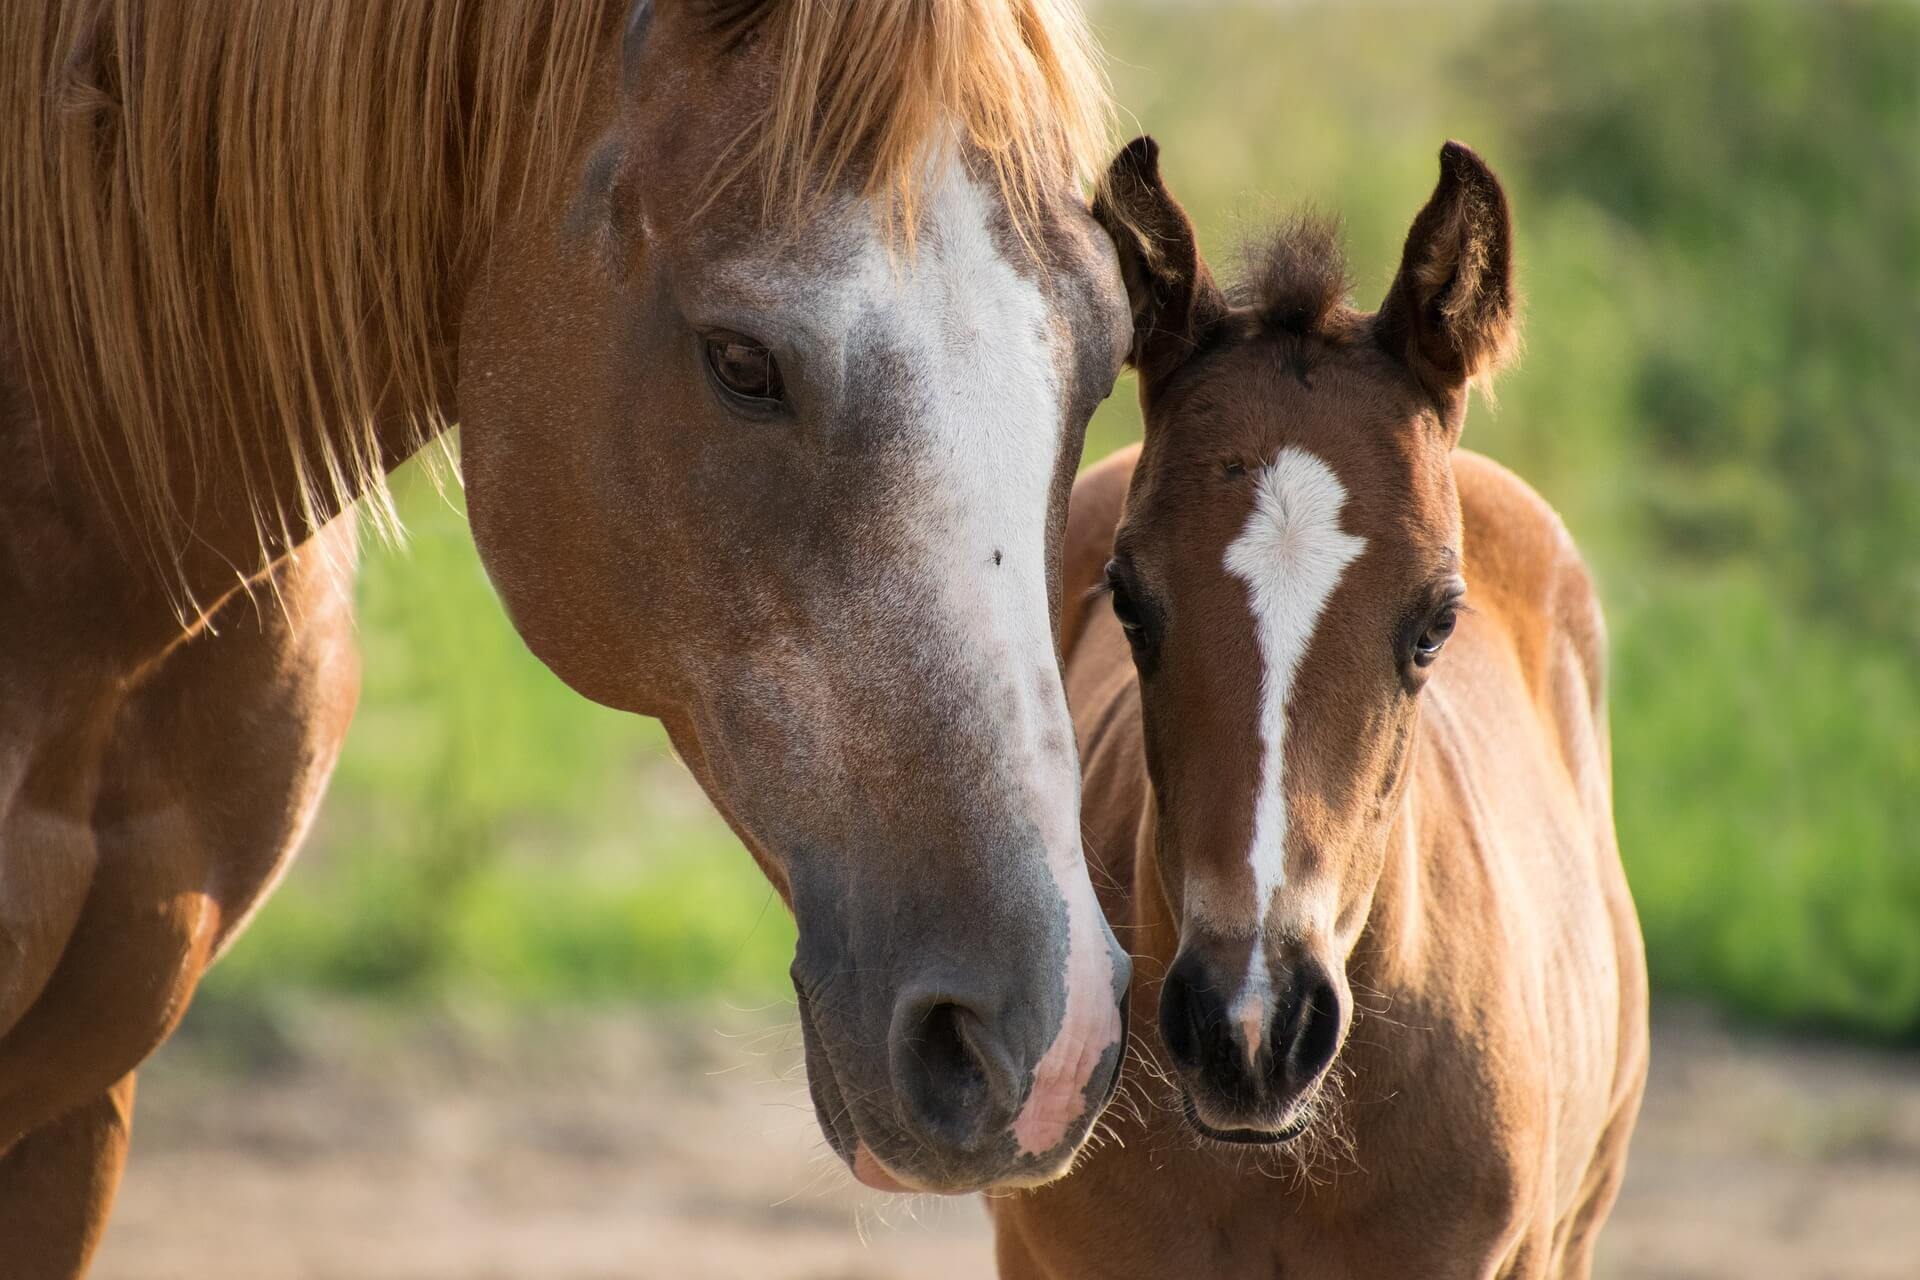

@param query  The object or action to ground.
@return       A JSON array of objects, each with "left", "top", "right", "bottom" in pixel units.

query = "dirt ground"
[{"left": 89, "top": 1001, "right": 1920, "bottom": 1279}]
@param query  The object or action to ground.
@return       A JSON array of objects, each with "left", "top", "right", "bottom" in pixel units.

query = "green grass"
[{"left": 207, "top": 0, "right": 1920, "bottom": 1039}]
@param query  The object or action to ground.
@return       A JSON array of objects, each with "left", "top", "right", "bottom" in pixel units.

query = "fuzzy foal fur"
[{"left": 990, "top": 141, "right": 1647, "bottom": 1277}]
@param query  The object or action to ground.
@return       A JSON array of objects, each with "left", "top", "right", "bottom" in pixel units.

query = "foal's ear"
[
  {"left": 1376, "top": 142, "right": 1518, "bottom": 433},
  {"left": 1091, "top": 137, "right": 1227, "bottom": 389}
]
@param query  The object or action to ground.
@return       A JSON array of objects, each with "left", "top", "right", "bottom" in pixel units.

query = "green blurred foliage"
[
  {"left": 208, "top": 1, "right": 1920, "bottom": 1038},
  {"left": 205, "top": 470, "right": 799, "bottom": 1006}
]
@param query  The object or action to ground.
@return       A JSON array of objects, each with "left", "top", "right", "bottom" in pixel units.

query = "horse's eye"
[
  {"left": 704, "top": 332, "right": 784, "bottom": 406},
  {"left": 1413, "top": 604, "right": 1458, "bottom": 666}
]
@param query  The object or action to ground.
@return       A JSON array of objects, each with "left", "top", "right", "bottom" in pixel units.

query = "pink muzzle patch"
[
  {"left": 853, "top": 1143, "right": 918, "bottom": 1194},
  {"left": 1010, "top": 865, "right": 1122, "bottom": 1158},
  {"left": 1234, "top": 992, "right": 1267, "bottom": 1072}
]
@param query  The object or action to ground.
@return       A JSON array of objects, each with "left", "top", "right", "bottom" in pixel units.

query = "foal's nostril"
[
  {"left": 1158, "top": 951, "right": 1212, "bottom": 1074},
  {"left": 893, "top": 998, "right": 1006, "bottom": 1151},
  {"left": 1278, "top": 972, "right": 1342, "bottom": 1087}
]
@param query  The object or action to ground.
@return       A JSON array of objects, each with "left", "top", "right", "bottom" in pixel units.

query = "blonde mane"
[
  {"left": 716, "top": 0, "right": 1112, "bottom": 246},
  {"left": 0, "top": 0, "right": 1111, "bottom": 592},
  {"left": 0, "top": 1, "right": 607, "bottom": 583}
]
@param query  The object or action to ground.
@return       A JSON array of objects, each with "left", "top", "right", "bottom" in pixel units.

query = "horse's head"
[
  {"left": 455, "top": 4, "right": 1131, "bottom": 1192},
  {"left": 1092, "top": 139, "right": 1517, "bottom": 1142}
]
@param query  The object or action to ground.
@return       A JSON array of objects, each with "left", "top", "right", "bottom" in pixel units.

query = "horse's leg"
[
  {"left": 0, "top": 1073, "right": 135, "bottom": 1279},
  {"left": 0, "top": 516, "right": 358, "bottom": 1252}
]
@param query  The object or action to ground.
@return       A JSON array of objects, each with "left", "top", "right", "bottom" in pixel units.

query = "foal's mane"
[
  {"left": 0, "top": 0, "right": 1109, "bottom": 597},
  {"left": 1234, "top": 213, "right": 1352, "bottom": 339}
]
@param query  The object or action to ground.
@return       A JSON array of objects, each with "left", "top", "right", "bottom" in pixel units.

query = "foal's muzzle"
[{"left": 1160, "top": 942, "right": 1345, "bottom": 1141}]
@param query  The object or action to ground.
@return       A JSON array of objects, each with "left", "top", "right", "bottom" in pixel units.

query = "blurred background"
[{"left": 94, "top": 2, "right": 1918, "bottom": 1277}]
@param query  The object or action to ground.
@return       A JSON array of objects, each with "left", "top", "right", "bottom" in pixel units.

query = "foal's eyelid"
[{"left": 1433, "top": 575, "right": 1470, "bottom": 611}]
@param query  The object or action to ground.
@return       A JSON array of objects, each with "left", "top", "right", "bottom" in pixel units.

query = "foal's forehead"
[{"left": 1152, "top": 337, "right": 1446, "bottom": 520}]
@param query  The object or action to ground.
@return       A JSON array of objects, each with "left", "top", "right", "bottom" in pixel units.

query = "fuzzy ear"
[
  {"left": 1376, "top": 141, "right": 1518, "bottom": 432},
  {"left": 1091, "top": 137, "right": 1228, "bottom": 390}
]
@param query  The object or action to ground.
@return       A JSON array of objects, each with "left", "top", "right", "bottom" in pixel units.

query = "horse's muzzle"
[{"left": 793, "top": 940, "right": 1130, "bottom": 1193}]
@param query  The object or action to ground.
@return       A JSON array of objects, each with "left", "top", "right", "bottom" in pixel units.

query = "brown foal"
[{"left": 991, "top": 140, "right": 1648, "bottom": 1277}]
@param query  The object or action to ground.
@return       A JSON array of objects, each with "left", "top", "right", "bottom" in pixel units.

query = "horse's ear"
[
  {"left": 1376, "top": 142, "right": 1517, "bottom": 435},
  {"left": 1091, "top": 137, "right": 1227, "bottom": 389}
]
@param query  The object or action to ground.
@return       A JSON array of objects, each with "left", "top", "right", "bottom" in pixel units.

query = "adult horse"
[
  {"left": 0, "top": 2, "right": 1135, "bottom": 1270},
  {"left": 990, "top": 140, "right": 1648, "bottom": 1276}
]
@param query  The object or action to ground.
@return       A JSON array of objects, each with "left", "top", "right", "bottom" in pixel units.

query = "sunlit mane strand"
[
  {"left": 0, "top": 1, "right": 609, "bottom": 602},
  {"left": 710, "top": 0, "right": 1113, "bottom": 249}
]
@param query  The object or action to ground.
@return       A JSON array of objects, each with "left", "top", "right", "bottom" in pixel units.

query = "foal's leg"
[{"left": 0, "top": 1073, "right": 135, "bottom": 1279}]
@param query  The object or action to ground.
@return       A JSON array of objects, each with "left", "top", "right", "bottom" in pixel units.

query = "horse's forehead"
[
  {"left": 689, "top": 175, "right": 1109, "bottom": 478},
  {"left": 741, "top": 171, "right": 1065, "bottom": 354}
]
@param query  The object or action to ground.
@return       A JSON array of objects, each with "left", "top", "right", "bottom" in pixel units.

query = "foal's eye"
[
  {"left": 704, "top": 331, "right": 785, "bottom": 407},
  {"left": 1413, "top": 604, "right": 1459, "bottom": 667},
  {"left": 1105, "top": 560, "right": 1148, "bottom": 647}
]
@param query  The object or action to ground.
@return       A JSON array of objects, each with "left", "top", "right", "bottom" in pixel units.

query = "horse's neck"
[
  {"left": 0, "top": 324, "right": 441, "bottom": 685},
  {"left": 5, "top": 1, "right": 627, "bottom": 634}
]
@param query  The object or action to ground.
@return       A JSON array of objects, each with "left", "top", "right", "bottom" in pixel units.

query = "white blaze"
[
  {"left": 1223, "top": 447, "right": 1367, "bottom": 930},
  {"left": 859, "top": 153, "right": 1118, "bottom": 1157}
]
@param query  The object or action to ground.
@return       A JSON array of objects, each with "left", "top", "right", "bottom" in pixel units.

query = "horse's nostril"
[
  {"left": 894, "top": 998, "right": 1000, "bottom": 1150},
  {"left": 924, "top": 1001, "right": 989, "bottom": 1096}
]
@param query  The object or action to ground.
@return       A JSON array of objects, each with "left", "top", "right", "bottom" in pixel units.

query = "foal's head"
[{"left": 1092, "top": 140, "right": 1517, "bottom": 1142}]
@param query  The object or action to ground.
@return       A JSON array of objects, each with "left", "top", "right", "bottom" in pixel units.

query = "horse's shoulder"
[
  {"left": 1061, "top": 444, "right": 1141, "bottom": 661},
  {"left": 0, "top": 520, "right": 360, "bottom": 1145}
]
